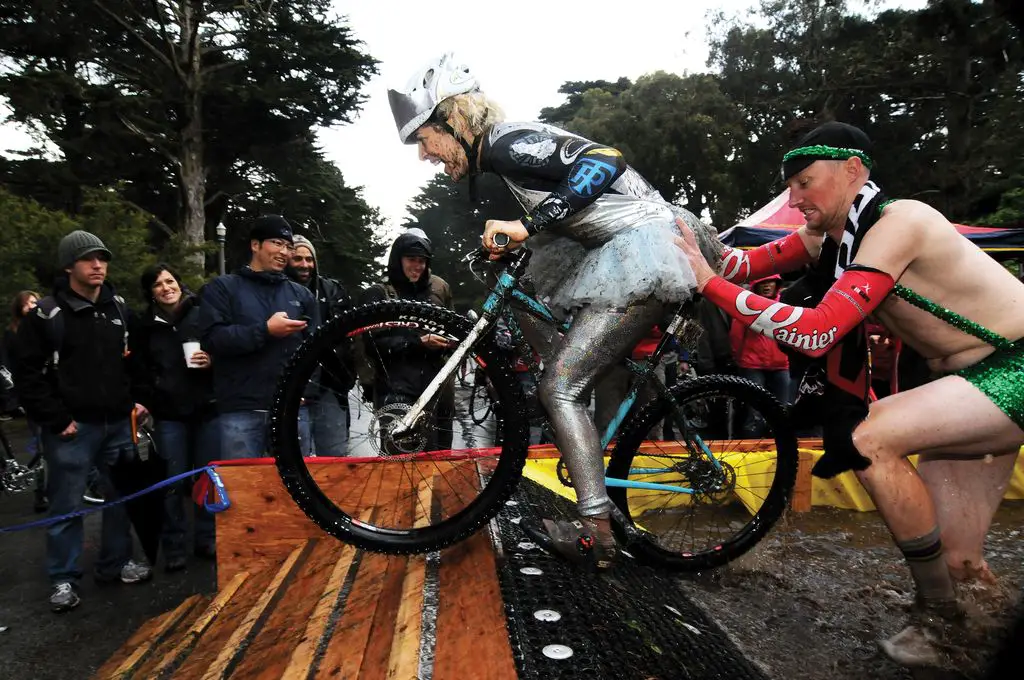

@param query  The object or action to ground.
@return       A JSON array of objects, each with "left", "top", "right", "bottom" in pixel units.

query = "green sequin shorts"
[{"left": 955, "top": 342, "right": 1024, "bottom": 431}]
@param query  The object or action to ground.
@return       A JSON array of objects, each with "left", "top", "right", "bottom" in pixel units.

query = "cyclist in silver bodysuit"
[{"left": 388, "top": 53, "right": 721, "bottom": 569}]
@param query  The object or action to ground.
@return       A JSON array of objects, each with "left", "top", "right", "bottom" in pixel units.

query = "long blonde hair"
[{"left": 434, "top": 92, "right": 505, "bottom": 140}]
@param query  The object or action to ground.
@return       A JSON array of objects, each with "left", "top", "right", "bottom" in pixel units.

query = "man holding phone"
[{"left": 199, "top": 215, "right": 319, "bottom": 458}]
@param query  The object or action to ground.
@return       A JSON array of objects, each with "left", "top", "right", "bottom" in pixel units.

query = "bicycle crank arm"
[{"left": 393, "top": 314, "right": 494, "bottom": 436}]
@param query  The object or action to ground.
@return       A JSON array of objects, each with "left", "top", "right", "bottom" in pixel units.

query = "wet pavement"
[
  {"left": 681, "top": 503, "right": 1024, "bottom": 680},
  {"left": 0, "top": 417, "right": 217, "bottom": 680}
]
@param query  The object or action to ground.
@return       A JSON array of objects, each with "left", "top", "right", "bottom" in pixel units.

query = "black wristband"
[{"left": 520, "top": 215, "right": 539, "bottom": 236}]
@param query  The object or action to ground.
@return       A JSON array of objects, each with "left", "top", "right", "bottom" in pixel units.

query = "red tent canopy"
[{"left": 718, "top": 189, "right": 1024, "bottom": 256}]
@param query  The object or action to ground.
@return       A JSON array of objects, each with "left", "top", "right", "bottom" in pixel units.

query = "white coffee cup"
[{"left": 182, "top": 341, "right": 202, "bottom": 368}]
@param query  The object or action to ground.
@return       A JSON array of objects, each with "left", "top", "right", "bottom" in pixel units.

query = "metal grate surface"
[{"left": 494, "top": 481, "right": 770, "bottom": 680}]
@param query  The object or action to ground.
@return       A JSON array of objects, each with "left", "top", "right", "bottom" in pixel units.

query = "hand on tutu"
[
  {"left": 483, "top": 219, "right": 528, "bottom": 260},
  {"left": 673, "top": 217, "right": 717, "bottom": 292}
]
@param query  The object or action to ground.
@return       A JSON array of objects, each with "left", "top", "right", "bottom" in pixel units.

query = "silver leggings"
[{"left": 517, "top": 299, "right": 665, "bottom": 516}]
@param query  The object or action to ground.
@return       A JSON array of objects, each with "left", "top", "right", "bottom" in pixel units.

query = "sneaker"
[
  {"left": 119, "top": 559, "right": 153, "bottom": 584},
  {"left": 50, "top": 582, "right": 80, "bottom": 613}
]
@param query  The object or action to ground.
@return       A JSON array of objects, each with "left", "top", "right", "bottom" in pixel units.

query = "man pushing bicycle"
[{"left": 675, "top": 121, "right": 1024, "bottom": 668}]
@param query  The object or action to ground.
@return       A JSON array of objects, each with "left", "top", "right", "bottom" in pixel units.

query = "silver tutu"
[{"left": 526, "top": 206, "right": 722, "bottom": 315}]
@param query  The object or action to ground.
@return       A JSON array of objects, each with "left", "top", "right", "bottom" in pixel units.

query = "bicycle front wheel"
[
  {"left": 272, "top": 300, "right": 530, "bottom": 554},
  {"left": 607, "top": 375, "right": 798, "bottom": 572}
]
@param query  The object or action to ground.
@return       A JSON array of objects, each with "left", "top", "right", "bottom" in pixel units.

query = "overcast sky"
[{"left": 0, "top": 0, "right": 926, "bottom": 237}]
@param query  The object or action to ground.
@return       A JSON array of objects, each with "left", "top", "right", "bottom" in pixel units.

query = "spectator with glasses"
[{"left": 198, "top": 215, "right": 318, "bottom": 459}]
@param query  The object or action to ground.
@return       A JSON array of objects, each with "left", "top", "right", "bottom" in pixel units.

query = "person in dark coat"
[
  {"left": 361, "top": 229, "right": 455, "bottom": 451},
  {"left": 131, "top": 263, "right": 220, "bottom": 569},
  {"left": 14, "top": 230, "right": 152, "bottom": 612},
  {"left": 198, "top": 215, "right": 319, "bottom": 458}
]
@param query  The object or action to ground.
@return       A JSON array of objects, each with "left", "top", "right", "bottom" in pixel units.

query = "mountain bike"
[{"left": 272, "top": 240, "right": 798, "bottom": 571}]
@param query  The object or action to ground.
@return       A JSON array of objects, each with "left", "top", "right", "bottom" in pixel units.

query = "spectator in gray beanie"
[{"left": 14, "top": 229, "right": 152, "bottom": 612}]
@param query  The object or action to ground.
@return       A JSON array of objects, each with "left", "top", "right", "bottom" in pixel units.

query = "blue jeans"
[
  {"left": 41, "top": 419, "right": 135, "bottom": 584},
  {"left": 311, "top": 391, "right": 350, "bottom": 456},
  {"left": 738, "top": 368, "right": 791, "bottom": 437},
  {"left": 219, "top": 408, "right": 311, "bottom": 460},
  {"left": 153, "top": 417, "right": 220, "bottom": 557}
]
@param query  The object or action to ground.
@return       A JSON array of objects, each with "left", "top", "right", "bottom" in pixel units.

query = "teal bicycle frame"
[
  {"left": 473, "top": 252, "right": 728, "bottom": 498},
  {"left": 389, "top": 246, "right": 726, "bottom": 498}
]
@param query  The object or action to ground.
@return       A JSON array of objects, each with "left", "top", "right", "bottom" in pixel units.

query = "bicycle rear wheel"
[
  {"left": 607, "top": 375, "right": 798, "bottom": 571},
  {"left": 272, "top": 300, "right": 530, "bottom": 554}
]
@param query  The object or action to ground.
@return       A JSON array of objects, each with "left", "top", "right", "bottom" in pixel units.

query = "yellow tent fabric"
[{"left": 523, "top": 445, "right": 1024, "bottom": 513}]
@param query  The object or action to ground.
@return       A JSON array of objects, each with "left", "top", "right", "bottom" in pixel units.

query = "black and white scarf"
[{"left": 818, "top": 180, "right": 889, "bottom": 283}]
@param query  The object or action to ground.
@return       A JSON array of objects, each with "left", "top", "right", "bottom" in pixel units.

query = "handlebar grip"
[{"left": 493, "top": 233, "right": 511, "bottom": 248}]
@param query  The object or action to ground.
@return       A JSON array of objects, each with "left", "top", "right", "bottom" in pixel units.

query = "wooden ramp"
[
  {"left": 94, "top": 460, "right": 517, "bottom": 680},
  {"left": 97, "top": 442, "right": 817, "bottom": 680}
]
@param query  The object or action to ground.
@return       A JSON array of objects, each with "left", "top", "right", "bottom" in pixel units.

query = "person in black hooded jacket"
[
  {"left": 131, "top": 263, "right": 219, "bottom": 569},
  {"left": 361, "top": 229, "right": 455, "bottom": 451}
]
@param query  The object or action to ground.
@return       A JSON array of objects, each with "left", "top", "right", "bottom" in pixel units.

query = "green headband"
[
  {"left": 783, "top": 145, "right": 873, "bottom": 167},
  {"left": 781, "top": 144, "right": 874, "bottom": 181}
]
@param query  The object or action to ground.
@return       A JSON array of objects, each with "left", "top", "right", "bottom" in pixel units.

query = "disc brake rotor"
[{"left": 369, "top": 402, "right": 429, "bottom": 457}]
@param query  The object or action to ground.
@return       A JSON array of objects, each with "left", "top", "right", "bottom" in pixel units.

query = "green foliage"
[
  {"left": 547, "top": 72, "right": 747, "bottom": 228},
  {"left": 222, "top": 136, "right": 387, "bottom": 290},
  {"left": 708, "top": 0, "right": 1024, "bottom": 222},
  {"left": 976, "top": 185, "right": 1024, "bottom": 229},
  {"left": 0, "top": 0, "right": 380, "bottom": 274},
  {"left": 0, "top": 187, "right": 160, "bottom": 326}
]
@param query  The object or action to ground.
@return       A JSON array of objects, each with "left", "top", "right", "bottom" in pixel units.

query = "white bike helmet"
[{"left": 387, "top": 53, "right": 479, "bottom": 144}]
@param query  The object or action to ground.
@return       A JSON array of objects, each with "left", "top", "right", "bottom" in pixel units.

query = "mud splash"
[{"left": 679, "top": 503, "right": 1024, "bottom": 680}]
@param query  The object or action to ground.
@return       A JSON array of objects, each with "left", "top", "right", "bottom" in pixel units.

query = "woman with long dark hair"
[{"left": 131, "top": 264, "right": 219, "bottom": 570}]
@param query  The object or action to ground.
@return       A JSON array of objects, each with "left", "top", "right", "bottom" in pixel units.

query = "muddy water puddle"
[{"left": 678, "top": 502, "right": 1024, "bottom": 679}]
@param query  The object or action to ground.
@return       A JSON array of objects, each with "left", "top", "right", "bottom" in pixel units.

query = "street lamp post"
[{"left": 215, "top": 223, "right": 227, "bottom": 276}]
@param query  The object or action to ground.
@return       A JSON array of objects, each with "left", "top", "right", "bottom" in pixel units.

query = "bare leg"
[
  {"left": 855, "top": 376, "right": 1024, "bottom": 667},
  {"left": 918, "top": 450, "right": 1019, "bottom": 582},
  {"left": 852, "top": 376, "right": 1023, "bottom": 599}
]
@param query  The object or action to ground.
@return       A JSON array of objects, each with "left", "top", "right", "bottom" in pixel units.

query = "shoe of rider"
[{"left": 523, "top": 505, "right": 635, "bottom": 571}]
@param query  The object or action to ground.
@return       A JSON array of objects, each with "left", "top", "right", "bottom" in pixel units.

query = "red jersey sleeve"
[
  {"left": 701, "top": 267, "right": 895, "bottom": 358},
  {"left": 719, "top": 230, "right": 813, "bottom": 283}
]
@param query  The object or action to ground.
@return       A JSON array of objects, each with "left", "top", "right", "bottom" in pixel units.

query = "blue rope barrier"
[{"left": 0, "top": 466, "right": 230, "bottom": 534}]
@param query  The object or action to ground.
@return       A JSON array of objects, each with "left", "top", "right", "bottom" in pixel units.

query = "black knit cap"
[
  {"left": 781, "top": 122, "right": 874, "bottom": 181},
  {"left": 249, "top": 214, "right": 294, "bottom": 243}
]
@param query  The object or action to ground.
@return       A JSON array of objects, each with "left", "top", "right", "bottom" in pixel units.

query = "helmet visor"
[{"left": 388, "top": 88, "right": 432, "bottom": 144}]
